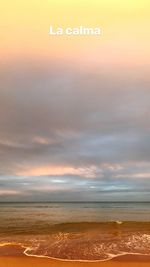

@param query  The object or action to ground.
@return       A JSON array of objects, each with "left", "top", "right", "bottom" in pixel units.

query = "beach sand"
[
  {"left": 0, "top": 255, "right": 150, "bottom": 267},
  {"left": 0, "top": 246, "right": 150, "bottom": 267}
]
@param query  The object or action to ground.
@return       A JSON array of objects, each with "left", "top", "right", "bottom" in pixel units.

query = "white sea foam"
[
  {"left": 0, "top": 241, "right": 150, "bottom": 262},
  {"left": 116, "top": 221, "right": 123, "bottom": 224},
  {"left": 1, "top": 230, "right": 150, "bottom": 262}
]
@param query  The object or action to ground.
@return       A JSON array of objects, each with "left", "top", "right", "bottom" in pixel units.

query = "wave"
[
  {"left": 0, "top": 243, "right": 150, "bottom": 262},
  {"left": 24, "top": 248, "right": 150, "bottom": 262},
  {"left": 1, "top": 221, "right": 150, "bottom": 261},
  {"left": 1, "top": 221, "right": 150, "bottom": 235}
]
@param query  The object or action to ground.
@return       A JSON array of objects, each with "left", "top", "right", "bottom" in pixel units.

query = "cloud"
[
  {"left": 17, "top": 165, "right": 99, "bottom": 178},
  {"left": 0, "top": 60, "right": 150, "bottom": 201}
]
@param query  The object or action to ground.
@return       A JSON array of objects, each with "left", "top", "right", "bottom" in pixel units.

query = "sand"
[
  {"left": 0, "top": 245, "right": 150, "bottom": 267},
  {"left": 0, "top": 255, "right": 150, "bottom": 267}
]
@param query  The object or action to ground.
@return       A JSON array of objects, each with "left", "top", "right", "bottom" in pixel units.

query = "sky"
[{"left": 0, "top": 0, "right": 150, "bottom": 201}]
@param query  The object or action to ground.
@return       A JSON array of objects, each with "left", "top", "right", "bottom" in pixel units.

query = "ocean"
[{"left": 0, "top": 202, "right": 150, "bottom": 261}]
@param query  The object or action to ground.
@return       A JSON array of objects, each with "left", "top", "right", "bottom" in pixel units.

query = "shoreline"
[
  {"left": 0, "top": 255, "right": 150, "bottom": 267},
  {"left": 0, "top": 244, "right": 150, "bottom": 265}
]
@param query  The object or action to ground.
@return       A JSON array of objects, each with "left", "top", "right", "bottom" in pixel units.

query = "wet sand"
[
  {"left": 0, "top": 245, "right": 150, "bottom": 267},
  {"left": 0, "top": 255, "right": 150, "bottom": 267}
]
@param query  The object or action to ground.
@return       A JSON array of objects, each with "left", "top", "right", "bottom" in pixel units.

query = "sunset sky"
[{"left": 0, "top": 0, "right": 150, "bottom": 201}]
